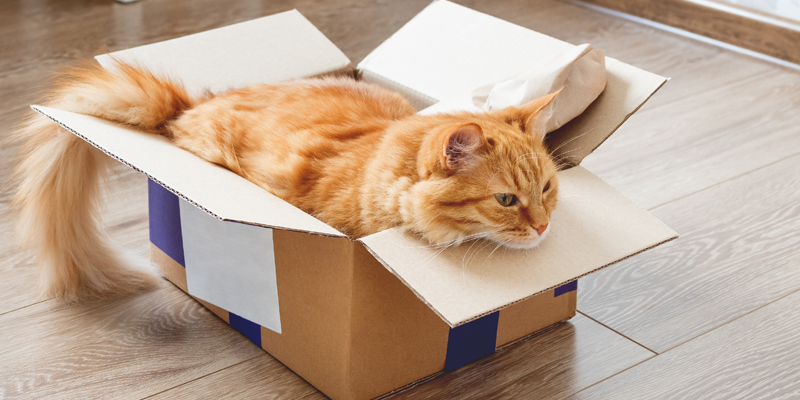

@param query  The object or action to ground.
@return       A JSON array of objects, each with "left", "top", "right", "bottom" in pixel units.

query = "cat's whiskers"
[
  {"left": 503, "top": 243, "right": 510, "bottom": 259},
  {"left": 411, "top": 237, "right": 467, "bottom": 271},
  {"left": 514, "top": 152, "right": 548, "bottom": 165},
  {"left": 411, "top": 243, "right": 454, "bottom": 272},
  {"left": 461, "top": 237, "right": 501, "bottom": 288},
  {"left": 551, "top": 143, "right": 589, "bottom": 171},
  {"left": 419, "top": 212, "right": 443, "bottom": 236},
  {"left": 484, "top": 240, "right": 506, "bottom": 263},
  {"left": 554, "top": 155, "right": 583, "bottom": 171},
  {"left": 472, "top": 238, "right": 497, "bottom": 264},
  {"left": 549, "top": 127, "right": 599, "bottom": 155},
  {"left": 408, "top": 231, "right": 492, "bottom": 271},
  {"left": 553, "top": 147, "right": 584, "bottom": 163},
  {"left": 397, "top": 222, "right": 487, "bottom": 251},
  {"left": 461, "top": 238, "right": 485, "bottom": 287},
  {"left": 484, "top": 169, "right": 503, "bottom": 196},
  {"left": 440, "top": 231, "right": 492, "bottom": 247}
]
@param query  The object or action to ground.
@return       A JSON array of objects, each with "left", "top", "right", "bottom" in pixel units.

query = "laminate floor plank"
[
  {"left": 0, "top": 285, "right": 265, "bottom": 400},
  {"left": 388, "top": 314, "right": 653, "bottom": 399},
  {"left": 572, "top": 288, "right": 800, "bottom": 399},
  {"left": 581, "top": 67, "right": 800, "bottom": 209},
  {"left": 578, "top": 152, "right": 800, "bottom": 353},
  {"left": 146, "top": 354, "right": 326, "bottom": 400},
  {"left": 459, "top": 0, "right": 773, "bottom": 108},
  {"left": 149, "top": 314, "right": 654, "bottom": 400}
]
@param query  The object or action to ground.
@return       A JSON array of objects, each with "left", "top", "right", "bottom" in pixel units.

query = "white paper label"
[{"left": 179, "top": 200, "right": 282, "bottom": 333}]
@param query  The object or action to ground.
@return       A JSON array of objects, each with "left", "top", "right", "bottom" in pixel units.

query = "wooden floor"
[{"left": 2, "top": 0, "right": 799, "bottom": 398}]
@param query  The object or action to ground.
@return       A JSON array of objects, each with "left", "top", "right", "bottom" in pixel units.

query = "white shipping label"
[{"left": 179, "top": 200, "right": 282, "bottom": 333}]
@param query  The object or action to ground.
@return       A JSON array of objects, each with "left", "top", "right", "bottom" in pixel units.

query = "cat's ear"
[
  {"left": 517, "top": 90, "right": 561, "bottom": 137},
  {"left": 442, "top": 123, "right": 483, "bottom": 172}
]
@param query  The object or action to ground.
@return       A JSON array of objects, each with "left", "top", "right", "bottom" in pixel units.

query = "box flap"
[
  {"left": 30, "top": 9, "right": 356, "bottom": 237},
  {"left": 359, "top": 166, "right": 677, "bottom": 327},
  {"left": 33, "top": 105, "right": 344, "bottom": 237},
  {"left": 357, "top": 0, "right": 667, "bottom": 166},
  {"left": 96, "top": 10, "right": 352, "bottom": 97}
]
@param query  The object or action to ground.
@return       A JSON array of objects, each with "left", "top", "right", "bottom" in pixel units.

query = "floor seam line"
[
  {"left": 139, "top": 354, "right": 262, "bottom": 400},
  {"left": 656, "top": 286, "right": 800, "bottom": 355},
  {"left": 617, "top": 68, "right": 772, "bottom": 116},
  {"left": 571, "top": 286, "right": 800, "bottom": 396},
  {"left": 647, "top": 150, "right": 800, "bottom": 211},
  {"left": 567, "top": 351, "right": 657, "bottom": 398},
  {"left": 577, "top": 310, "right": 658, "bottom": 354},
  {"left": 0, "top": 298, "right": 51, "bottom": 318}
]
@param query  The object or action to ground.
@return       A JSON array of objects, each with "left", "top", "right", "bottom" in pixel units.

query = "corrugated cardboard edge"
[
  {"left": 32, "top": 105, "right": 345, "bottom": 239},
  {"left": 357, "top": 68, "right": 438, "bottom": 110},
  {"left": 359, "top": 234, "right": 677, "bottom": 328}
]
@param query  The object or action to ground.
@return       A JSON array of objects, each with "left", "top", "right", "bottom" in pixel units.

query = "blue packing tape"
[
  {"left": 554, "top": 280, "right": 578, "bottom": 297},
  {"left": 229, "top": 312, "right": 263, "bottom": 347},
  {"left": 148, "top": 179, "right": 186, "bottom": 267},
  {"left": 445, "top": 311, "right": 499, "bottom": 370}
]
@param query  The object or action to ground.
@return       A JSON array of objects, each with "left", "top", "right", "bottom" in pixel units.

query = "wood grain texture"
[
  {"left": 579, "top": 153, "right": 800, "bottom": 353},
  {"left": 573, "top": 288, "right": 800, "bottom": 399},
  {"left": 581, "top": 67, "right": 800, "bottom": 209},
  {"left": 577, "top": 0, "right": 800, "bottom": 65},
  {"left": 151, "top": 314, "right": 654, "bottom": 400},
  {"left": 0, "top": 285, "right": 265, "bottom": 399},
  {"left": 147, "top": 354, "right": 326, "bottom": 400},
  {"left": 460, "top": 0, "right": 773, "bottom": 109},
  {"left": 387, "top": 315, "right": 654, "bottom": 399}
]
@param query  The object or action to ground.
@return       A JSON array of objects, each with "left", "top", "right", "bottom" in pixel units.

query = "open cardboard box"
[{"left": 32, "top": 2, "right": 677, "bottom": 399}]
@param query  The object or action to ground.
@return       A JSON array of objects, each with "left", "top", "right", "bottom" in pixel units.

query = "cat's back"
[
  {"left": 185, "top": 76, "right": 415, "bottom": 130},
  {"left": 166, "top": 76, "right": 416, "bottom": 206}
]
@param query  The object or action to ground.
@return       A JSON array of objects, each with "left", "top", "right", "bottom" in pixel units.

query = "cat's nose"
[{"left": 535, "top": 223, "right": 549, "bottom": 235}]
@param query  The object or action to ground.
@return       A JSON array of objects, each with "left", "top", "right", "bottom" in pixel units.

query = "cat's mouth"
[{"left": 495, "top": 224, "right": 551, "bottom": 249}]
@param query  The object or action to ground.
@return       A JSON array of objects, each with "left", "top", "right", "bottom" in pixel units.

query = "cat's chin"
[{"left": 497, "top": 224, "right": 551, "bottom": 250}]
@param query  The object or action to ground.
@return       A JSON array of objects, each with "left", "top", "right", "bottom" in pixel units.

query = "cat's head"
[{"left": 408, "top": 92, "right": 560, "bottom": 249}]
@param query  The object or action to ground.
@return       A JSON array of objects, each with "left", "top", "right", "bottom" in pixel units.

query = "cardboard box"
[{"left": 31, "top": 2, "right": 677, "bottom": 399}]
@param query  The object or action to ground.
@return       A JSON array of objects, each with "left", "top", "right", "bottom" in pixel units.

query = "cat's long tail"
[{"left": 12, "top": 61, "right": 196, "bottom": 302}]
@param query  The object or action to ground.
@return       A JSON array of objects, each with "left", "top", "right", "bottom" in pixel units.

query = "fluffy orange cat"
[{"left": 12, "top": 62, "right": 560, "bottom": 301}]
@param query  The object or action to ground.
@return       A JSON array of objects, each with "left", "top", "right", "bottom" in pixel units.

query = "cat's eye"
[
  {"left": 543, "top": 180, "right": 551, "bottom": 192},
  {"left": 494, "top": 193, "right": 517, "bottom": 207}
]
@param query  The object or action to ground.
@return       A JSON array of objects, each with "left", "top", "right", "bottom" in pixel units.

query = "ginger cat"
[{"left": 12, "top": 62, "right": 560, "bottom": 301}]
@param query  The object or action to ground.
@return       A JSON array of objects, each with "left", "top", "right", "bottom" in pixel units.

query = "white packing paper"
[{"left": 420, "top": 44, "right": 607, "bottom": 135}]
